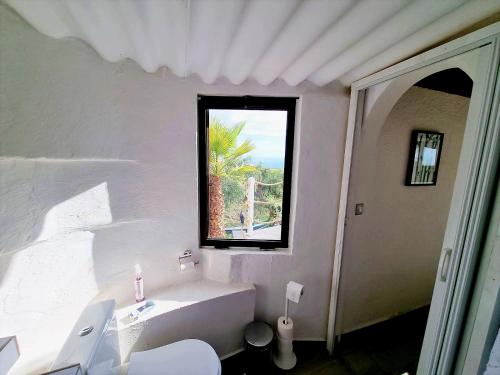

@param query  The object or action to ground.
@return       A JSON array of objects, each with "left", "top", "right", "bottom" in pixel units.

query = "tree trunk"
[{"left": 208, "top": 175, "right": 225, "bottom": 238}]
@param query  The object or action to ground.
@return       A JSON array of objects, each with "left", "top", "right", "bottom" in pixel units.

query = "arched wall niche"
[
  {"left": 364, "top": 58, "right": 476, "bottom": 149},
  {"left": 414, "top": 68, "right": 472, "bottom": 97},
  {"left": 347, "top": 52, "right": 479, "bottom": 208}
]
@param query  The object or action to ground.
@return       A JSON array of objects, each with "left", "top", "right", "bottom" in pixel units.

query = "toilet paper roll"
[
  {"left": 277, "top": 316, "right": 294, "bottom": 340},
  {"left": 180, "top": 261, "right": 195, "bottom": 271},
  {"left": 286, "top": 281, "right": 304, "bottom": 303}
]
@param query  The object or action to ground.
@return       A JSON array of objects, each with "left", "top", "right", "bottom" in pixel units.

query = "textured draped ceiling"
[{"left": 5, "top": 0, "right": 500, "bottom": 86}]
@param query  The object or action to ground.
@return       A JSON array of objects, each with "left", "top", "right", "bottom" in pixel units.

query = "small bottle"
[{"left": 134, "top": 264, "right": 145, "bottom": 302}]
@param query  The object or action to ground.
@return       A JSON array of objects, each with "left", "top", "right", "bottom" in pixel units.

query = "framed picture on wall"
[{"left": 405, "top": 130, "right": 444, "bottom": 186}]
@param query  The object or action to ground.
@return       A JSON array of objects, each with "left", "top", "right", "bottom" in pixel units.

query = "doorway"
[
  {"left": 333, "top": 68, "right": 472, "bottom": 374},
  {"left": 326, "top": 27, "right": 500, "bottom": 375}
]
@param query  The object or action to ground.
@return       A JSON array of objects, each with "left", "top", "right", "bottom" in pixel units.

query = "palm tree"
[{"left": 208, "top": 119, "right": 256, "bottom": 238}]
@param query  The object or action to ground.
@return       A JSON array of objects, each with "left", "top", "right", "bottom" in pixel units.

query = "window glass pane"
[{"left": 207, "top": 109, "right": 287, "bottom": 241}]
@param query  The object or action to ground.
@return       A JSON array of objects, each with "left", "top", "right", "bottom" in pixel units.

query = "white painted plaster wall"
[
  {"left": 0, "top": 5, "right": 349, "bottom": 373},
  {"left": 337, "top": 86, "right": 469, "bottom": 334}
]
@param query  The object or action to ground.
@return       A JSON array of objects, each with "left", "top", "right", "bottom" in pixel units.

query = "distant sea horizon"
[{"left": 252, "top": 157, "right": 285, "bottom": 169}]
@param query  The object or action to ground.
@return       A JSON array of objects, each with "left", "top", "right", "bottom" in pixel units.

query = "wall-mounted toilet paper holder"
[{"left": 178, "top": 250, "right": 199, "bottom": 265}]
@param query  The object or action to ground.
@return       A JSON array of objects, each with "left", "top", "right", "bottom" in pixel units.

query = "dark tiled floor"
[{"left": 222, "top": 306, "right": 429, "bottom": 375}]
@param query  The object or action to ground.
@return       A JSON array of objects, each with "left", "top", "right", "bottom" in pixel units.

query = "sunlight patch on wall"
[
  {"left": 0, "top": 183, "right": 113, "bottom": 373},
  {"left": 37, "top": 182, "right": 112, "bottom": 241},
  {"left": 0, "top": 231, "right": 99, "bottom": 373}
]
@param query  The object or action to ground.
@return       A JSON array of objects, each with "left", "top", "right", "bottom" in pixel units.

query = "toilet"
[
  {"left": 50, "top": 300, "right": 221, "bottom": 375},
  {"left": 126, "top": 339, "right": 220, "bottom": 375}
]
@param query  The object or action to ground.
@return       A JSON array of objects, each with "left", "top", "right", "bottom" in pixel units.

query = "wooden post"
[{"left": 246, "top": 177, "right": 255, "bottom": 235}]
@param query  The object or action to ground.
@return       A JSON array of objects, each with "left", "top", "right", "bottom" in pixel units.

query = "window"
[{"left": 198, "top": 95, "right": 297, "bottom": 248}]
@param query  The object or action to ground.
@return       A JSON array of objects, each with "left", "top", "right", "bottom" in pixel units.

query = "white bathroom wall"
[
  {"left": 0, "top": 4, "right": 349, "bottom": 373},
  {"left": 202, "top": 92, "right": 348, "bottom": 339},
  {"left": 337, "top": 86, "right": 470, "bottom": 334}
]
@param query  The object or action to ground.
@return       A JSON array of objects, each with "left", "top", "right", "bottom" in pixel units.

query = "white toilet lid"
[{"left": 127, "top": 339, "right": 221, "bottom": 375}]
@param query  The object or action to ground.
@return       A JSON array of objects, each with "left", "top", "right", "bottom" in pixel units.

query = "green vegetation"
[
  {"left": 208, "top": 119, "right": 256, "bottom": 238},
  {"left": 208, "top": 118, "right": 284, "bottom": 238},
  {"left": 209, "top": 119, "right": 256, "bottom": 179},
  {"left": 222, "top": 166, "right": 284, "bottom": 228}
]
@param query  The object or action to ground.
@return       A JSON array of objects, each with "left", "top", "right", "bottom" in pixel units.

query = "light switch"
[{"left": 355, "top": 203, "right": 364, "bottom": 215}]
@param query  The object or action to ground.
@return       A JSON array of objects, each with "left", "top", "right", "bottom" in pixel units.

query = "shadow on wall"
[
  {"left": 0, "top": 156, "right": 205, "bottom": 373},
  {"left": 0, "top": 158, "right": 198, "bottom": 280},
  {"left": 0, "top": 7, "right": 204, "bottom": 371}
]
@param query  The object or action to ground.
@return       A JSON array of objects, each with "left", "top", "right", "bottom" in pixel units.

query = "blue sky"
[{"left": 209, "top": 109, "right": 287, "bottom": 168}]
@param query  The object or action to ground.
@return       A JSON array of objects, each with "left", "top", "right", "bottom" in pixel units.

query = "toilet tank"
[{"left": 51, "top": 300, "right": 119, "bottom": 374}]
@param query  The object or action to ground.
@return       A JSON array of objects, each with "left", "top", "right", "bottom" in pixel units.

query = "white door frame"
[{"left": 326, "top": 21, "right": 500, "bottom": 373}]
